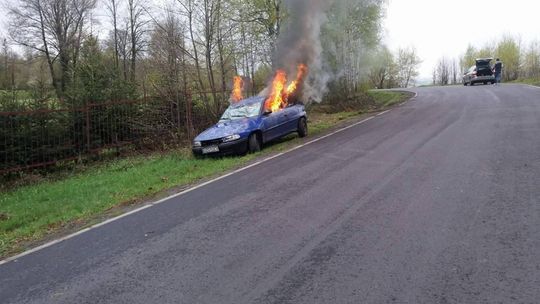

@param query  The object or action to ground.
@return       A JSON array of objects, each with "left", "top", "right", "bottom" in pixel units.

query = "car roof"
[{"left": 476, "top": 58, "right": 493, "bottom": 61}]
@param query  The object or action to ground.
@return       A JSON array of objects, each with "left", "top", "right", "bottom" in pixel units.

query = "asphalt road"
[{"left": 1, "top": 84, "right": 539, "bottom": 304}]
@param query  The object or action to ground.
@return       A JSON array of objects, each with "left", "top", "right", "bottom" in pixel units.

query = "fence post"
[
  {"left": 85, "top": 105, "right": 91, "bottom": 152},
  {"left": 185, "top": 92, "right": 194, "bottom": 141}
]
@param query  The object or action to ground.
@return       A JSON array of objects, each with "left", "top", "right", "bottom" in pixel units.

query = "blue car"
[{"left": 192, "top": 96, "right": 308, "bottom": 156}]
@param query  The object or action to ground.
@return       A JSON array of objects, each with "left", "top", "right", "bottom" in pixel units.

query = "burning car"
[
  {"left": 192, "top": 65, "right": 309, "bottom": 156},
  {"left": 191, "top": 96, "right": 307, "bottom": 156}
]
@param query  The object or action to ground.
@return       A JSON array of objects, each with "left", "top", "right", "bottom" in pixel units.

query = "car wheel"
[
  {"left": 248, "top": 133, "right": 261, "bottom": 153},
  {"left": 470, "top": 82, "right": 475, "bottom": 86},
  {"left": 297, "top": 117, "right": 308, "bottom": 138}
]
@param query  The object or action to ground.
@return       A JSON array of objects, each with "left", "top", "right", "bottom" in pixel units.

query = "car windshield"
[{"left": 220, "top": 101, "right": 262, "bottom": 122}]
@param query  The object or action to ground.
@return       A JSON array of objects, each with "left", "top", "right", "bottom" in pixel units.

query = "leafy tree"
[
  {"left": 495, "top": 35, "right": 521, "bottom": 81},
  {"left": 368, "top": 45, "right": 397, "bottom": 89},
  {"left": 460, "top": 44, "right": 476, "bottom": 73},
  {"left": 322, "top": 0, "right": 386, "bottom": 95},
  {"left": 66, "top": 36, "right": 136, "bottom": 107},
  {"left": 522, "top": 40, "right": 540, "bottom": 79}
]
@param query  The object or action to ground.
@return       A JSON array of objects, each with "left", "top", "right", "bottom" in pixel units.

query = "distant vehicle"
[
  {"left": 463, "top": 58, "right": 495, "bottom": 86},
  {"left": 192, "top": 96, "right": 308, "bottom": 156}
]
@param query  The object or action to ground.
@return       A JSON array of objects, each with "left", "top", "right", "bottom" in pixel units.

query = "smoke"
[
  {"left": 260, "top": 0, "right": 384, "bottom": 104},
  {"left": 267, "top": 0, "right": 336, "bottom": 104}
]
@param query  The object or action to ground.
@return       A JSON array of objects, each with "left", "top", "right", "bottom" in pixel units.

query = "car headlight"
[
  {"left": 193, "top": 141, "right": 202, "bottom": 147},
  {"left": 222, "top": 134, "right": 241, "bottom": 143}
]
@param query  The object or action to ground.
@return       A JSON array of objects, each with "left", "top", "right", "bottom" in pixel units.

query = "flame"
[
  {"left": 286, "top": 64, "right": 308, "bottom": 96},
  {"left": 231, "top": 76, "right": 244, "bottom": 103},
  {"left": 264, "top": 64, "right": 308, "bottom": 113},
  {"left": 265, "top": 70, "right": 288, "bottom": 113}
]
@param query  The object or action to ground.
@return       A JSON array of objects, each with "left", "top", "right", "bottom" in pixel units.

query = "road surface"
[{"left": 1, "top": 84, "right": 539, "bottom": 303}]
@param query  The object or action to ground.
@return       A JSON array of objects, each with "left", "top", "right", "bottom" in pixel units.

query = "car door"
[
  {"left": 281, "top": 105, "right": 300, "bottom": 134},
  {"left": 274, "top": 108, "right": 292, "bottom": 138},
  {"left": 261, "top": 112, "right": 282, "bottom": 142}
]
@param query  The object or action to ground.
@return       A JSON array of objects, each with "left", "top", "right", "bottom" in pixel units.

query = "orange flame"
[
  {"left": 231, "top": 76, "right": 244, "bottom": 103},
  {"left": 264, "top": 64, "right": 309, "bottom": 113},
  {"left": 265, "top": 70, "right": 288, "bottom": 113},
  {"left": 286, "top": 64, "right": 308, "bottom": 96}
]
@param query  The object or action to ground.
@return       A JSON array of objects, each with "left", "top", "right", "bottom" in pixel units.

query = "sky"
[
  {"left": 383, "top": 0, "right": 540, "bottom": 82},
  {"left": 2, "top": 0, "right": 540, "bottom": 83}
]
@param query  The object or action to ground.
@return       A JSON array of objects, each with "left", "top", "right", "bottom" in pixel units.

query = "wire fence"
[{"left": 0, "top": 94, "right": 215, "bottom": 174}]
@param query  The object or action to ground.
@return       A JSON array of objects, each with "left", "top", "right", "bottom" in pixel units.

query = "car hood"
[{"left": 195, "top": 118, "right": 259, "bottom": 141}]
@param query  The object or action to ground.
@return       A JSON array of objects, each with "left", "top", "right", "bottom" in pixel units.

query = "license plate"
[{"left": 202, "top": 145, "right": 220, "bottom": 154}]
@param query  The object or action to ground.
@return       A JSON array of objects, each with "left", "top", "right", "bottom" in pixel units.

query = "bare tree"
[
  {"left": 396, "top": 47, "right": 421, "bottom": 88},
  {"left": 1, "top": 39, "right": 9, "bottom": 89},
  {"left": 117, "top": 24, "right": 130, "bottom": 80},
  {"left": 127, "top": 0, "right": 148, "bottom": 82},
  {"left": 106, "top": 0, "right": 121, "bottom": 71},
  {"left": 434, "top": 57, "right": 450, "bottom": 86},
  {"left": 175, "top": 0, "right": 228, "bottom": 118},
  {"left": 8, "top": 0, "right": 97, "bottom": 98},
  {"left": 451, "top": 58, "right": 458, "bottom": 85},
  {"left": 201, "top": 0, "right": 220, "bottom": 116}
]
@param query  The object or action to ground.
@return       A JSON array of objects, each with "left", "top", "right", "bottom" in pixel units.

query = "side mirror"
[{"left": 263, "top": 110, "right": 272, "bottom": 116}]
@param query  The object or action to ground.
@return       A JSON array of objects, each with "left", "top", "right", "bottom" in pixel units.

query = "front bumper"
[{"left": 192, "top": 138, "right": 248, "bottom": 156}]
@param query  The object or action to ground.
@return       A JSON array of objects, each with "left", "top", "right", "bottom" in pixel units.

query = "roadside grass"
[
  {"left": 0, "top": 90, "right": 409, "bottom": 258},
  {"left": 369, "top": 90, "right": 414, "bottom": 108},
  {"left": 512, "top": 78, "right": 540, "bottom": 87},
  {"left": 0, "top": 152, "right": 255, "bottom": 257}
]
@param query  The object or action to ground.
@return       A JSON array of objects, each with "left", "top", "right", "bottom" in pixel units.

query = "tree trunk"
[
  {"left": 37, "top": 0, "right": 61, "bottom": 98},
  {"left": 186, "top": 1, "right": 210, "bottom": 117},
  {"left": 129, "top": 0, "right": 137, "bottom": 82},
  {"left": 217, "top": 1, "right": 228, "bottom": 110}
]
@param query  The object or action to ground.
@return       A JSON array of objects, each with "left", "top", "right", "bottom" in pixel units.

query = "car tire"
[
  {"left": 470, "top": 82, "right": 475, "bottom": 86},
  {"left": 248, "top": 133, "right": 261, "bottom": 153},
  {"left": 297, "top": 117, "right": 308, "bottom": 138}
]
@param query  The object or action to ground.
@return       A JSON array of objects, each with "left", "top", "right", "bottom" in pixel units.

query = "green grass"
[
  {"left": 0, "top": 91, "right": 411, "bottom": 258},
  {"left": 0, "top": 152, "right": 259, "bottom": 256},
  {"left": 368, "top": 90, "right": 414, "bottom": 108},
  {"left": 511, "top": 78, "right": 540, "bottom": 87}
]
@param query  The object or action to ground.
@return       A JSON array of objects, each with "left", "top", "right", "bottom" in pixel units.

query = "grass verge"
[
  {"left": 511, "top": 78, "right": 540, "bottom": 87},
  {"left": 0, "top": 90, "right": 410, "bottom": 258}
]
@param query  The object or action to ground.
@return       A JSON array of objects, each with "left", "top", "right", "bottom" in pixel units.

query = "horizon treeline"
[{"left": 433, "top": 35, "right": 540, "bottom": 85}]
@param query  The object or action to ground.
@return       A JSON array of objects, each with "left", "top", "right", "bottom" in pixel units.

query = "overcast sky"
[
  {"left": 383, "top": 0, "right": 540, "bottom": 81},
  {"left": 2, "top": 0, "right": 540, "bottom": 82}
]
